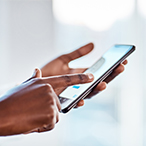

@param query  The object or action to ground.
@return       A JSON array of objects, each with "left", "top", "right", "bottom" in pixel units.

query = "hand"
[
  {"left": 41, "top": 43, "right": 127, "bottom": 106},
  {"left": 41, "top": 43, "right": 94, "bottom": 77},
  {"left": 0, "top": 69, "right": 94, "bottom": 136}
]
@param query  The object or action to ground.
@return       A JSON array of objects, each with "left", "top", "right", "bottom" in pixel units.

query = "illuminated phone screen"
[{"left": 59, "top": 45, "right": 135, "bottom": 112}]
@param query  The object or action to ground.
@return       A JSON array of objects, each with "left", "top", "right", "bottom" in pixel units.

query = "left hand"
[{"left": 41, "top": 43, "right": 127, "bottom": 107}]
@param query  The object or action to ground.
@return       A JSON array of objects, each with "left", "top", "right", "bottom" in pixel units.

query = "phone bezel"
[{"left": 59, "top": 45, "right": 135, "bottom": 113}]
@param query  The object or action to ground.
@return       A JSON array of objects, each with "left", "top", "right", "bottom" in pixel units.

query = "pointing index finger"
[{"left": 43, "top": 73, "right": 94, "bottom": 89}]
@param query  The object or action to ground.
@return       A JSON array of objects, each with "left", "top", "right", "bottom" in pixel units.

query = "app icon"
[
  {"left": 73, "top": 85, "right": 80, "bottom": 89},
  {"left": 73, "top": 94, "right": 77, "bottom": 98}
]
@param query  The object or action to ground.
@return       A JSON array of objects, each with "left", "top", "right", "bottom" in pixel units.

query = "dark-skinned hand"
[
  {"left": 0, "top": 69, "right": 94, "bottom": 135},
  {"left": 41, "top": 43, "right": 127, "bottom": 107}
]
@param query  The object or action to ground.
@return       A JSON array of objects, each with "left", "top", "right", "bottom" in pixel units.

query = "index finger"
[
  {"left": 59, "top": 43, "right": 94, "bottom": 63},
  {"left": 49, "top": 87, "right": 62, "bottom": 111},
  {"left": 43, "top": 73, "right": 94, "bottom": 89}
]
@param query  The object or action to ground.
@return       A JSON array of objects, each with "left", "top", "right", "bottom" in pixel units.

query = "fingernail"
[
  {"left": 86, "top": 73, "right": 94, "bottom": 81},
  {"left": 35, "top": 68, "right": 39, "bottom": 72}
]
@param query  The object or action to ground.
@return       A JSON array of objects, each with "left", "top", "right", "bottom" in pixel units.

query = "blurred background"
[{"left": 0, "top": 0, "right": 146, "bottom": 146}]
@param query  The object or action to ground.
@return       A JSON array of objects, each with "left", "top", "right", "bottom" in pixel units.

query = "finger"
[
  {"left": 59, "top": 43, "right": 94, "bottom": 63},
  {"left": 22, "top": 68, "right": 42, "bottom": 84},
  {"left": 122, "top": 60, "right": 128, "bottom": 65},
  {"left": 37, "top": 125, "right": 55, "bottom": 133},
  {"left": 53, "top": 91, "right": 62, "bottom": 111},
  {"left": 75, "top": 99, "right": 84, "bottom": 108},
  {"left": 104, "top": 64, "right": 125, "bottom": 83},
  {"left": 47, "top": 86, "right": 61, "bottom": 111},
  {"left": 30, "top": 124, "right": 55, "bottom": 133},
  {"left": 86, "top": 82, "right": 107, "bottom": 99},
  {"left": 23, "top": 125, "right": 50, "bottom": 134},
  {"left": 43, "top": 73, "right": 94, "bottom": 89},
  {"left": 54, "top": 87, "right": 65, "bottom": 96},
  {"left": 26, "top": 110, "right": 59, "bottom": 134},
  {"left": 92, "top": 82, "right": 107, "bottom": 94},
  {"left": 33, "top": 68, "right": 42, "bottom": 78}
]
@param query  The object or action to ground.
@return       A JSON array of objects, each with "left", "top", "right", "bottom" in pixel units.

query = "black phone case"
[{"left": 60, "top": 45, "right": 136, "bottom": 113}]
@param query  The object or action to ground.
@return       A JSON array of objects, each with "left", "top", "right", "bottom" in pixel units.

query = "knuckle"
[
  {"left": 48, "top": 124, "right": 55, "bottom": 131},
  {"left": 61, "top": 54, "right": 71, "bottom": 60},
  {"left": 59, "top": 54, "right": 70, "bottom": 63},
  {"left": 63, "top": 75, "right": 72, "bottom": 85},
  {"left": 48, "top": 97, "right": 56, "bottom": 106},
  {"left": 41, "top": 84, "right": 52, "bottom": 92},
  {"left": 50, "top": 118, "right": 56, "bottom": 126},
  {"left": 45, "top": 83, "right": 52, "bottom": 90},
  {"left": 78, "top": 74, "right": 87, "bottom": 83},
  {"left": 45, "top": 109, "right": 56, "bottom": 125}
]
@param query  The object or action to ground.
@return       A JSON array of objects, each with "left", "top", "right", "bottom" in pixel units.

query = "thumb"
[
  {"left": 33, "top": 68, "right": 42, "bottom": 78},
  {"left": 22, "top": 68, "right": 42, "bottom": 84}
]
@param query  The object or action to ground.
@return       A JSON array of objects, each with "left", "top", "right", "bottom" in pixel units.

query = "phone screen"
[{"left": 59, "top": 45, "right": 135, "bottom": 112}]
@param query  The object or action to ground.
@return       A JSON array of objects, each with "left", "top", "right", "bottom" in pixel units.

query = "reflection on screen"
[{"left": 59, "top": 45, "right": 133, "bottom": 100}]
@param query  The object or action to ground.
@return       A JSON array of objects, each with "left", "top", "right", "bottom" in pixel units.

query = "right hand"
[{"left": 0, "top": 69, "right": 94, "bottom": 136}]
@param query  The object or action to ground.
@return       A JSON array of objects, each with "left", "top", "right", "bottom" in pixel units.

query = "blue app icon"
[
  {"left": 73, "top": 94, "right": 77, "bottom": 98},
  {"left": 73, "top": 85, "right": 80, "bottom": 89}
]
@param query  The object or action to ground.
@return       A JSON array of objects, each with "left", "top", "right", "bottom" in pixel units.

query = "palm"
[
  {"left": 42, "top": 58, "right": 70, "bottom": 76},
  {"left": 40, "top": 44, "right": 93, "bottom": 96},
  {"left": 41, "top": 44, "right": 93, "bottom": 77}
]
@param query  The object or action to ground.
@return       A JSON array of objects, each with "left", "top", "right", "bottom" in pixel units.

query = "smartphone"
[{"left": 59, "top": 44, "right": 135, "bottom": 113}]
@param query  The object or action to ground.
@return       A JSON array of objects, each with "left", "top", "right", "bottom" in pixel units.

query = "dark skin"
[
  {"left": 41, "top": 43, "right": 127, "bottom": 106},
  {"left": 22, "top": 43, "right": 127, "bottom": 134},
  {"left": 0, "top": 43, "right": 127, "bottom": 135},
  {"left": 0, "top": 71, "right": 94, "bottom": 136}
]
